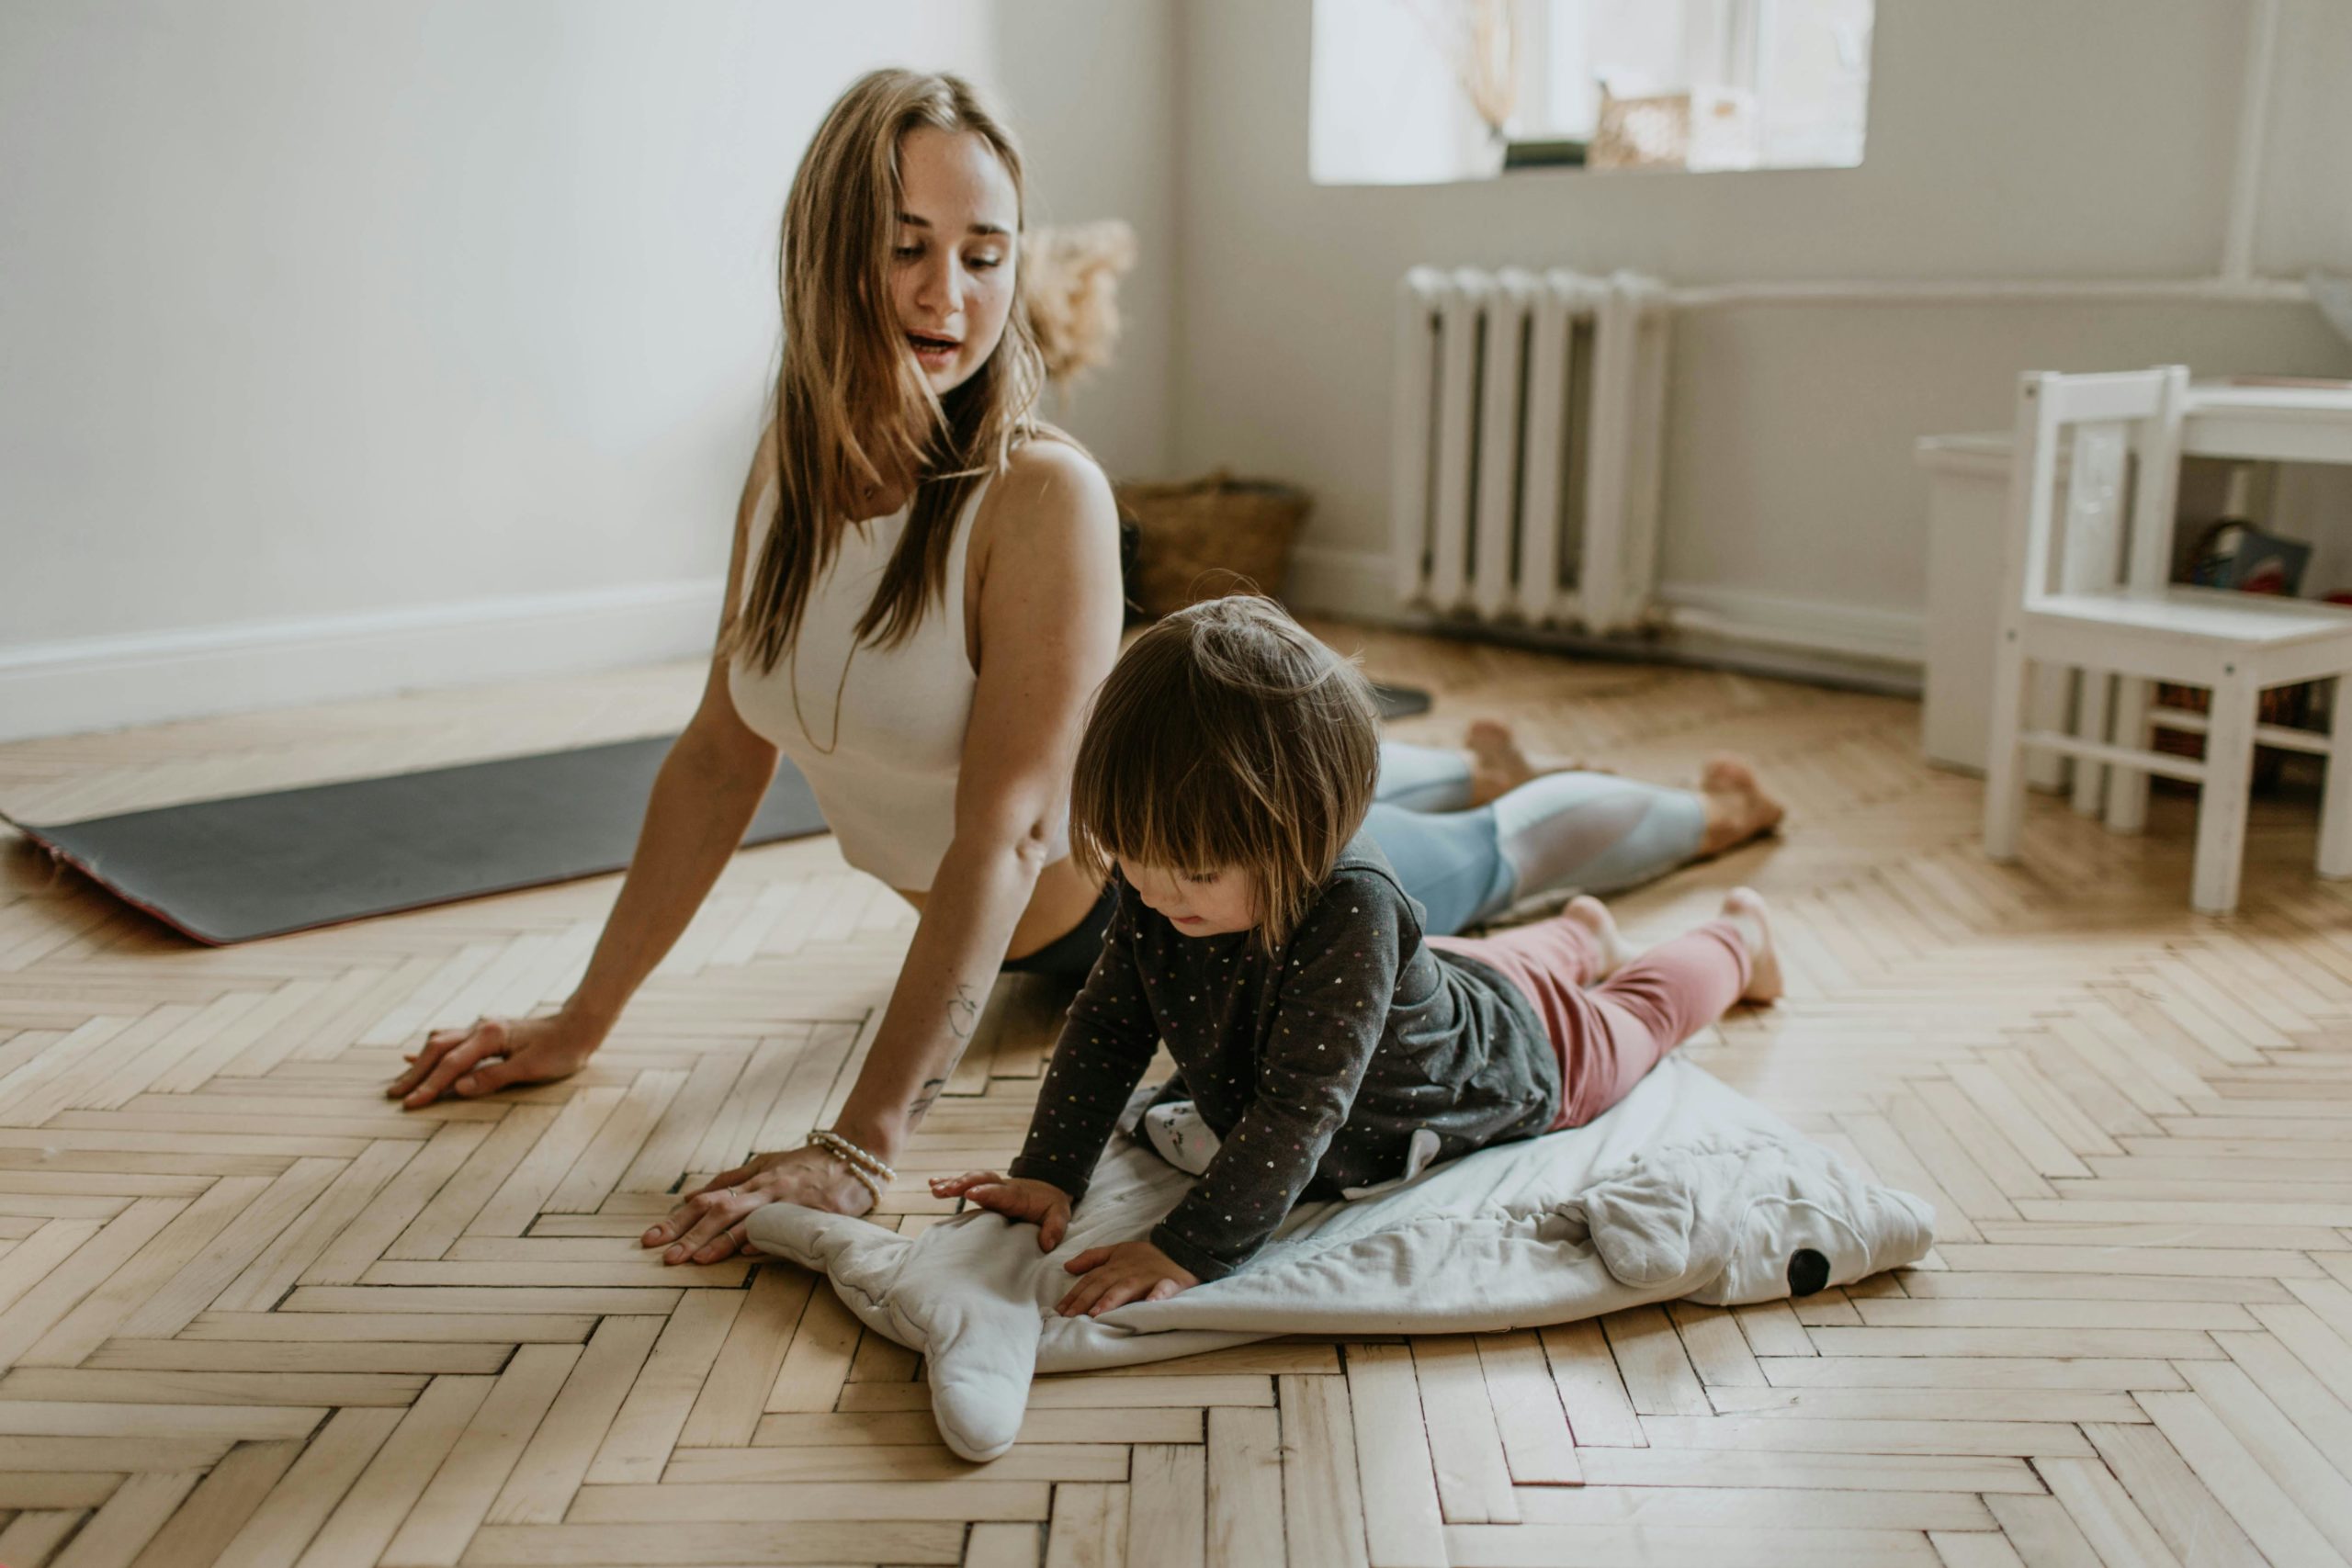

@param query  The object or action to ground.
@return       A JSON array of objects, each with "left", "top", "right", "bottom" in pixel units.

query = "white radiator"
[{"left": 1388, "top": 267, "right": 1672, "bottom": 636}]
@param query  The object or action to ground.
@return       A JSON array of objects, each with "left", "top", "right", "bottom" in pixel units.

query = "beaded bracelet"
[
  {"left": 805, "top": 1129, "right": 893, "bottom": 1207},
  {"left": 804, "top": 1137, "right": 887, "bottom": 1207},
  {"left": 808, "top": 1128, "right": 896, "bottom": 1182},
  {"left": 818, "top": 1153, "right": 887, "bottom": 1208}
]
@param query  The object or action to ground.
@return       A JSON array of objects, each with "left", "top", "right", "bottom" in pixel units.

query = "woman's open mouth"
[{"left": 908, "top": 332, "right": 961, "bottom": 371}]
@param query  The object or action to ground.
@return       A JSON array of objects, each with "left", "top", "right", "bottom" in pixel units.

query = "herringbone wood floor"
[{"left": 4, "top": 624, "right": 2351, "bottom": 1567}]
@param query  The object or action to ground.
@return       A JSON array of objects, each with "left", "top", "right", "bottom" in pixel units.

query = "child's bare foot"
[
  {"left": 1719, "top": 886, "right": 1783, "bottom": 1005},
  {"left": 1698, "top": 755, "right": 1786, "bottom": 856},
  {"left": 1464, "top": 719, "right": 1608, "bottom": 807},
  {"left": 1561, "top": 895, "right": 1629, "bottom": 981}
]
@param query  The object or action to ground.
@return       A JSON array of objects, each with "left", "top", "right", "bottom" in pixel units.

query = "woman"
[{"left": 388, "top": 69, "right": 1782, "bottom": 1265}]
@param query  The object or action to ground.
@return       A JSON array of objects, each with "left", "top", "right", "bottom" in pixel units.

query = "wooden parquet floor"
[{"left": 4, "top": 624, "right": 2352, "bottom": 1566}]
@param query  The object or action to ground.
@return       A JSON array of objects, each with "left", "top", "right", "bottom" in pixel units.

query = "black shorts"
[{"left": 998, "top": 882, "right": 1115, "bottom": 984}]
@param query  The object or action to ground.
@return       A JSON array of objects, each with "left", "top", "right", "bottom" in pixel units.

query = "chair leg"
[
  {"left": 2192, "top": 672, "right": 2258, "bottom": 916},
  {"left": 1984, "top": 631, "right": 2033, "bottom": 863},
  {"left": 2071, "top": 667, "right": 2109, "bottom": 818},
  {"left": 2026, "top": 665, "right": 2070, "bottom": 794},
  {"left": 2320, "top": 676, "right": 2352, "bottom": 880},
  {"left": 2106, "top": 675, "right": 2153, "bottom": 835}
]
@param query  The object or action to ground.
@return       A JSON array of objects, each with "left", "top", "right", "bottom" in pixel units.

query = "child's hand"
[
  {"left": 928, "top": 1171, "right": 1073, "bottom": 1251},
  {"left": 1057, "top": 1240, "right": 1199, "bottom": 1316}
]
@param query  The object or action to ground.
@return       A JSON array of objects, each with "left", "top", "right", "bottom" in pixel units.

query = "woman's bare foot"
[
  {"left": 1561, "top": 895, "right": 1629, "bottom": 982},
  {"left": 1464, "top": 719, "right": 1607, "bottom": 807},
  {"left": 1698, "top": 755, "right": 1786, "bottom": 857},
  {"left": 1718, "top": 887, "right": 1783, "bottom": 1005}
]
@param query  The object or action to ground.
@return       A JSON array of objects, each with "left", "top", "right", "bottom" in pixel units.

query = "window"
[{"left": 1310, "top": 0, "right": 1873, "bottom": 185}]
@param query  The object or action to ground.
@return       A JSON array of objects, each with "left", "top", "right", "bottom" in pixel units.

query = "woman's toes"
[
  {"left": 1467, "top": 719, "right": 1600, "bottom": 805},
  {"left": 1464, "top": 719, "right": 1534, "bottom": 805},
  {"left": 1700, "top": 754, "right": 1755, "bottom": 795},
  {"left": 1466, "top": 718, "right": 1521, "bottom": 761},
  {"left": 1698, "top": 755, "right": 1787, "bottom": 853}
]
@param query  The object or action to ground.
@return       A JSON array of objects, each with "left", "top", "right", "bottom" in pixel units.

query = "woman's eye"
[
  {"left": 968, "top": 253, "right": 1004, "bottom": 270},
  {"left": 893, "top": 243, "right": 922, "bottom": 261}
]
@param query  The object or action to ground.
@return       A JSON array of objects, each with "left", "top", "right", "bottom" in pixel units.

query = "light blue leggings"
[{"left": 1367, "top": 742, "right": 1709, "bottom": 938}]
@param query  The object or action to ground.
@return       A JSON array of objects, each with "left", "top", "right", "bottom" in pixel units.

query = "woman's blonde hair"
[
  {"left": 729, "top": 69, "right": 1048, "bottom": 671},
  {"left": 1071, "top": 597, "right": 1382, "bottom": 953}
]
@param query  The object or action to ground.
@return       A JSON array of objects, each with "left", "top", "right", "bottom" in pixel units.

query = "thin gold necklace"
[
  {"left": 786, "top": 505, "right": 891, "bottom": 757},
  {"left": 786, "top": 632, "right": 857, "bottom": 756}
]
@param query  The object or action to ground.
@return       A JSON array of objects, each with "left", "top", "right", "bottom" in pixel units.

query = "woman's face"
[
  {"left": 890, "top": 127, "right": 1018, "bottom": 397},
  {"left": 1119, "top": 860, "right": 1259, "bottom": 938}
]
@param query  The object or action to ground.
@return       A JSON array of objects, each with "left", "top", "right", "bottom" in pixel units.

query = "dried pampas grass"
[{"left": 1022, "top": 220, "right": 1137, "bottom": 389}]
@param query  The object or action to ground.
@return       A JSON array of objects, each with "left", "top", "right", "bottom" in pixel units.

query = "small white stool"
[{"left": 1981, "top": 367, "right": 2352, "bottom": 914}]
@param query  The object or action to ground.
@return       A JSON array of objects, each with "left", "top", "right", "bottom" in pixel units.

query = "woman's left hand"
[
  {"left": 1056, "top": 1240, "right": 1199, "bottom": 1316},
  {"left": 641, "top": 1146, "right": 875, "bottom": 1264}
]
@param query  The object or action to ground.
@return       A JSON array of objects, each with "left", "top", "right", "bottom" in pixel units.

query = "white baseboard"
[
  {"left": 0, "top": 579, "right": 725, "bottom": 744},
  {"left": 1285, "top": 544, "right": 1430, "bottom": 627},
  {"left": 1285, "top": 546, "right": 1925, "bottom": 686},
  {"left": 4, "top": 556, "right": 1930, "bottom": 744},
  {"left": 1653, "top": 581, "right": 1924, "bottom": 669}
]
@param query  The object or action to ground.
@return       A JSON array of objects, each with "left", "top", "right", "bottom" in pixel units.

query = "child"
[{"left": 931, "top": 597, "right": 1781, "bottom": 1315}]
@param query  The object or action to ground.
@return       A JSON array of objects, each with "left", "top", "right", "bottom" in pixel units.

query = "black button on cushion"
[{"left": 1786, "top": 1247, "right": 1830, "bottom": 1297}]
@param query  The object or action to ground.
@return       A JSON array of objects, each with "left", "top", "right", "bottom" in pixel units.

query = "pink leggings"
[{"left": 1430, "top": 915, "right": 1751, "bottom": 1131}]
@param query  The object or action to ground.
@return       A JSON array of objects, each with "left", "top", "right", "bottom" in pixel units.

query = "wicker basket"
[{"left": 1114, "top": 472, "right": 1311, "bottom": 617}]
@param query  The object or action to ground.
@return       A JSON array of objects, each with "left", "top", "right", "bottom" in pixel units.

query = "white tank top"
[{"left": 727, "top": 476, "right": 997, "bottom": 892}]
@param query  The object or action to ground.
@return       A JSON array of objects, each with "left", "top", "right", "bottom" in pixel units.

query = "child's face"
[{"left": 1119, "top": 860, "right": 1258, "bottom": 936}]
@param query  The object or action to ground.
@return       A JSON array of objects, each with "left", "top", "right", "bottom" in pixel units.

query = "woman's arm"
[
  {"left": 390, "top": 429, "right": 783, "bottom": 1108},
  {"left": 643, "top": 439, "right": 1125, "bottom": 1261}
]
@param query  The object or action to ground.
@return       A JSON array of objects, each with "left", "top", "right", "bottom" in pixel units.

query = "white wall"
[
  {"left": 0, "top": 0, "right": 1173, "bottom": 739},
  {"left": 9, "top": 0, "right": 2349, "bottom": 741},
  {"left": 1172, "top": 0, "right": 2352, "bottom": 658},
  {"left": 991, "top": 2, "right": 1177, "bottom": 479}
]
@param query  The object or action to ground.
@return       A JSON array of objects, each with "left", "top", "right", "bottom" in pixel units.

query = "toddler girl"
[{"left": 930, "top": 597, "right": 1781, "bottom": 1314}]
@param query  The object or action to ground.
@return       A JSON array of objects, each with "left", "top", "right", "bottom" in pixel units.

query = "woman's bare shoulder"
[
  {"left": 1001, "top": 431, "right": 1109, "bottom": 500},
  {"left": 978, "top": 434, "right": 1115, "bottom": 555}
]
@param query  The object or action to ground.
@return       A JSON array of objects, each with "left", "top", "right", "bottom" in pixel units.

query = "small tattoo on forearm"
[
  {"left": 910, "top": 1074, "right": 949, "bottom": 1122},
  {"left": 910, "top": 985, "right": 984, "bottom": 1124}
]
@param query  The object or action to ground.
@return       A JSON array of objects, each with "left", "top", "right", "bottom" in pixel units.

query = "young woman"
[
  {"left": 933, "top": 597, "right": 1780, "bottom": 1310},
  {"left": 387, "top": 70, "right": 1783, "bottom": 1266}
]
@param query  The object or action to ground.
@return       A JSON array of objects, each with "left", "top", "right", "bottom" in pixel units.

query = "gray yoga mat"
[
  {"left": 1371, "top": 682, "right": 1431, "bottom": 720},
  {"left": 4, "top": 737, "right": 829, "bottom": 946},
  {"left": 9, "top": 682, "right": 1434, "bottom": 947}
]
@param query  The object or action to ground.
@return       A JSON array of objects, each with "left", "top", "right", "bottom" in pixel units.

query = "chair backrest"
[{"left": 1998, "top": 366, "right": 2189, "bottom": 616}]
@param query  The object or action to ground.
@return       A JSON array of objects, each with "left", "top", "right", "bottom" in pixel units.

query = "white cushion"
[{"left": 748, "top": 1056, "right": 1933, "bottom": 1461}]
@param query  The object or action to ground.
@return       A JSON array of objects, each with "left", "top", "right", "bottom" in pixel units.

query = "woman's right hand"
[
  {"left": 929, "top": 1170, "right": 1074, "bottom": 1252},
  {"left": 387, "top": 1012, "right": 602, "bottom": 1109}
]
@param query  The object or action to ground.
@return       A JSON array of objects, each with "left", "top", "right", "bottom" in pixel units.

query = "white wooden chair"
[{"left": 1982, "top": 366, "right": 2352, "bottom": 914}]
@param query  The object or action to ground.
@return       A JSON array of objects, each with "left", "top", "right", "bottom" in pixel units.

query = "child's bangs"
[{"left": 1084, "top": 739, "right": 1270, "bottom": 878}]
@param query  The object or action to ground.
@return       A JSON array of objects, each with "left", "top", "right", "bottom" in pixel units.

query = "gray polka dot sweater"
[{"left": 1008, "top": 834, "right": 1559, "bottom": 1280}]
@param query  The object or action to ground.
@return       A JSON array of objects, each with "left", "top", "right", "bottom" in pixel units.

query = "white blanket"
[{"left": 749, "top": 1057, "right": 1933, "bottom": 1461}]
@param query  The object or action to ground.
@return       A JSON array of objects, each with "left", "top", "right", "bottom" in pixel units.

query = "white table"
[
  {"left": 2183, "top": 383, "right": 2352, "bottom": 465},
  {"left": 1919, "top": 380, "right": 2352, "bottom": 775}
]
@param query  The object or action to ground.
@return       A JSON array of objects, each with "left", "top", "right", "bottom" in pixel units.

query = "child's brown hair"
[{"left": 1070, "top": 595, "right": 1381, "bottom": 951}]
